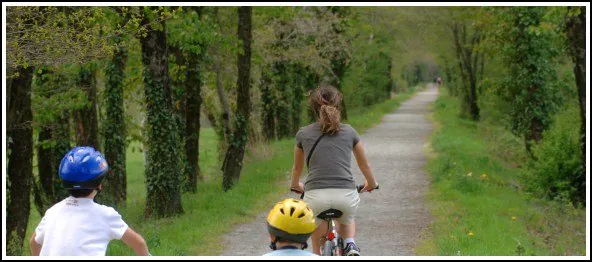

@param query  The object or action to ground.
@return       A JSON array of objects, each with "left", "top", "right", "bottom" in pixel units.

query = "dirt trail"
[{"left": 218, "top": 84, "right": 439, "bottom": 256}]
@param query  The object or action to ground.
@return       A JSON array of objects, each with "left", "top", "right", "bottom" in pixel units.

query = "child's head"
[
  {"left": 266, "top": 198, "right": 316, "bottom": 250},
  {"left": 59, "top": 147, "right": 109, "bottom": 198}
]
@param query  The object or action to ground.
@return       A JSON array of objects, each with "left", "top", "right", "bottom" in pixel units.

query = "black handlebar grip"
[
  {"left": 357, "top": 184, "right": 380, "bottom": 193},
  {"left": 291, "top": 189, "right": 305, "bottom": 199}
]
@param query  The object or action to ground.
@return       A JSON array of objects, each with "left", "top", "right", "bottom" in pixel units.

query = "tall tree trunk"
[
  {"left": 53, "top": 114, "right": 71, "bottom": 195},
  {"left": 275, "top": 62, "right": 293, "bottom": 139},
  {"left": 101, "top": 37, "right": 128, "bottom": 207},
  {"left": 386, "top": 58, "right": 393, "bottom": 100},
  {"left": 32, "top": 67, "right": 58, "bottom": 216},
  {"left": 329, "top": 57, "right": 349, "bottom": 120},
  {"left": 566, "top": 6, "right": 586, "bottom": 203},
  {"left": 184, "top": 50, "right": 203, "bottom": 192},
  {"left": 139, "top": 7, "right": 184, "bottom": 218},
  {"left": 211, "top": 7, "right": 232, "bottom": 164},
  {"left": 33, "top": 113, "right": 70, "bottom": 216},
  {"left": 182, "top": 6, "right": 205, "bottom": 192},
  {"left": 215, "top": 60, "right": 232, "bottom": 141},
  {"left": 451, "top": 23, "right": 480, "bottom": 121},
  {"left": 74, "top": 63, "right": 101, "bottom": 150},
  {"left": 222, "top": 6, "right": 252, "bottom": 191},
  {"left": 34, "top": 126, "right": 55, "bottom": 216},
  {"left": 260, "top": 67, "right": 276, "bottom": 141},
  {"left": 468, "top": 73, "right": 480, "bottom": 121},
  {"left": 7, "top": 66, "right": 34, "bottom": 255},
  {"left": 169, "top": 44, "right": 187, "bottom": 141},
  {"left": 291, "top": 65, "right": 304, "bottom": 135}
]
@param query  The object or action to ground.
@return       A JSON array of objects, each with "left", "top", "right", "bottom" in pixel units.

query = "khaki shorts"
[{"left": 303, "top": 188, "right": 360, "bottom": 226}]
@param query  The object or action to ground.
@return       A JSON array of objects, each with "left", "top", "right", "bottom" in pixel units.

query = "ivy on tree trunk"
[
  {"left": 101, "top": 36, "right": 128, "bottom": 207},
  {"left": 139, "top": 7, "right": 184, "bottom": 218}
]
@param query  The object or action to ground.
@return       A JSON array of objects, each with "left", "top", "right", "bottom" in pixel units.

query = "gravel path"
[{"left": 218, "top": 84, "right": 439, "bottom": 256}]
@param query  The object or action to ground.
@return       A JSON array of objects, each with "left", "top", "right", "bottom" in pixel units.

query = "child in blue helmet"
[{"left": 29, "top": 146, "right": 150, "bottom": 256}]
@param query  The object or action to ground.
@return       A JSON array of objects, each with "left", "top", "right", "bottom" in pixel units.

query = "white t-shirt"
[{"left": 34, "top": 196, "right": 129, "bottom": 256}]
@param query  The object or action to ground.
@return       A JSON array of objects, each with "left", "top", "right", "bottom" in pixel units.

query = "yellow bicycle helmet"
[{"left": 266, "top": 198, "right": 316, "bottom": 245}]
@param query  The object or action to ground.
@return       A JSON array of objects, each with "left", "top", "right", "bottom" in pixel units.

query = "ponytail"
[
  {"left": 309, "top": 85, "right": 343, "bottom": 134},
  {"left": 319, "top": 105, "right": 341, "bottom": 134}
]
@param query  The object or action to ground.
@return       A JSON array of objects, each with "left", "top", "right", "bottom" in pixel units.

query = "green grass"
[
  {"left": 21, "top": 85, "right": 423, "bottom": 256},
  {"left": 415, "top": 89, "right": 586, "bottom": 256}
]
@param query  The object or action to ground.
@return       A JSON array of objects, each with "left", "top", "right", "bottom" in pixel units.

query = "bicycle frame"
[
  {"left": 291, "top": 184, "right": 378, "bottom": 256},
  {"left": 321, "top": 217, "right": 343, "bottom": 256}
]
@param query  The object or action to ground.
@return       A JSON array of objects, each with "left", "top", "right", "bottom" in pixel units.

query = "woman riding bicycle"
[{"left": 290, "top": 84, "right": 379, "bottom": 256}]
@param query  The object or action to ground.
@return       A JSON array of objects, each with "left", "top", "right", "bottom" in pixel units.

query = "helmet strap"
[
  {"left": 269, "top": 241, "right": 278, "bottom": 251},
  {"left": 269, "top": 237, "right": 308, "bottom": 251},
  {"left": 93, "top": 188, "right": 102, "bottom": 203}
]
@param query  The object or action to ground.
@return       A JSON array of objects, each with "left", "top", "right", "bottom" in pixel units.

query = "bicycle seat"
[{"left": 317, "top": 209, "right": 343, "bottom": 220}]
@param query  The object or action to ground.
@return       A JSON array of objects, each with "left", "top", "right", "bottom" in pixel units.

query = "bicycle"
[{"left": 291, "top": 184, "right": 379, "bottom": 256}]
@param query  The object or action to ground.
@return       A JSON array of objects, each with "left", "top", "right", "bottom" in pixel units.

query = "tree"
[
  {"left": 74, "top": 62, "right": 101, "bottom": 150},
  {"left": 317, "top": 7, "right": 352, "bottom": 120},
  {"left": 565, "top": 6, "right": 586, "bottom": 203},
  {"left": 185, "top": 7, "right": 208, "bottom": 191},
  {"left": 6, "top": 66, "right": 34, "bottom": 256},
  {"left": 222, "top": 6, "right": 253, "bottom": 191},
  {"left": 101, "top": 7, "right": 130, "bottom": 207},
  {"left": 138, "top": 6, "right": 184, "bottom": 217},
  {"left": 6, "top": 6, "right": 127, "bottom": 252},
  {"left": 260, "top": 65, "right": 277, "bottom": 140},
  {"left": 449, "top": 8, "right": 485, "bottom": 121},
  {"left": 32, "top": 68, "right": 72, "bottom": 215},
  {"left": 490, "top": 7, "right": 562, "bottom": 153}
]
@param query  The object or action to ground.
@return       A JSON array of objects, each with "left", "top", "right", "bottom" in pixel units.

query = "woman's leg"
[
  {"left": 311, "top": 221, "right": 328, "bottom": 255},
  {"left": 336, "top": 220, "right": 355, "bottom": 239},
  {"left": 335, "top": 189, "right": 361, "bottom": 255}
]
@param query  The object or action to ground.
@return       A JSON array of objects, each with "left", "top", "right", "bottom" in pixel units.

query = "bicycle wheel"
[
  {"left": 322, "top": 240, "right": 333, "bottom": 256},
  {"left": 336, "top": 238, "right": 344, "bottom": 256}
]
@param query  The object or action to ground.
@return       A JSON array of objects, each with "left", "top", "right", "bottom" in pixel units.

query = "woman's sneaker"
[{"left": 343, "top": 242, "right": 361, "bottom": 256}]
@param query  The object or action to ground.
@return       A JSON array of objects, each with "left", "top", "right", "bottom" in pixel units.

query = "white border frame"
[{"left": 2, "top": 2, "right": 590, "bottom": 260}]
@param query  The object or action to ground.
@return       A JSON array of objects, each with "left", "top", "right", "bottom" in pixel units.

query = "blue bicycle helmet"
[{"left": 59, "top": 146, "right": 109, "bottom": 190}]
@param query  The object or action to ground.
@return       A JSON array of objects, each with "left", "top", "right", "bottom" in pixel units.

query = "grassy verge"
[
  {"left": 21, "top": 85, "right": 424, "bottom": 256},
  {"left": 416, "top": 89, "right": 586, "bottom": 256}
]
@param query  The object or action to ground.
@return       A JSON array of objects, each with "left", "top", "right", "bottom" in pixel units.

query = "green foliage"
[
  {"left": 487, "top": 7, "right": 564, "bottom": 149},
  {"left": 6, "top": 7, "right": 112, "bottom": 69},
  {"left": 167, "top": 7, "right": 218, "bottom": 57},
  {"left": 31, "top": 66, "right": 88, "bottom": 127},
  {"left": 524, "top": 105, "right": 584, "bottom": 205},
  {"left": 417, "top": 90, "right": 585, "bottom": 256}
]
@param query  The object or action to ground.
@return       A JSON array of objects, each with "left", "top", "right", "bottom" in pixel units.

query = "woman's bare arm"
[
  {"left": 290, "top": 145, "right": 305, "bottom": 192},
  {"left": 353, "top": 141, "right": 378, "bottom": 192}
]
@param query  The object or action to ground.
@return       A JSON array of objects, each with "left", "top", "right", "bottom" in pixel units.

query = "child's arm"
[
  {"left": 120, "top": 228, "right": 150, "bottom": 256},
  {"left": 29, "top": 233, "right": 42, "bottom": 256}
]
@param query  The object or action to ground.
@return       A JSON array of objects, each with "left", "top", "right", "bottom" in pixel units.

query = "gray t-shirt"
[{"left": 296, "top": 123, "right": 360, "bottom": 191}]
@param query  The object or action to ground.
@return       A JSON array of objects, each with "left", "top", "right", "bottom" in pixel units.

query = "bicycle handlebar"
[
  {"left": 357, "top": 184, "right": 380, "bottom": 193},
  {"left": 291, "top": 184, "right": 379, "bottom": 199}
]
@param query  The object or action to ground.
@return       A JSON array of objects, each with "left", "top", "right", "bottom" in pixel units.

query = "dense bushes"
[{"left": 524, "top": 105, "right": 585, "bottom": 206}]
